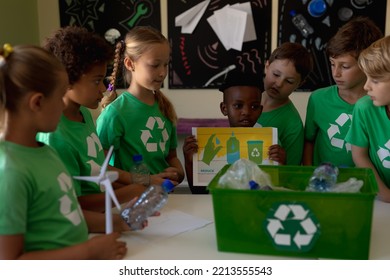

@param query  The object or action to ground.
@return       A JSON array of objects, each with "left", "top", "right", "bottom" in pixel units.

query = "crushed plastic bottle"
[
  {"left": 121, "top": 179, "right": 175, "bottom": 230},
  {"left": 290, "top": 10, "right": 314, "bottom": 38},
  {"left": 218, "top": 159, "right": 273, "bottom": 190},
  {"left": 307, "top": 163, "right": 339, "bottom": 192},
  {"left": 130, "top": 154, "right": 150, "bottom": 187}
]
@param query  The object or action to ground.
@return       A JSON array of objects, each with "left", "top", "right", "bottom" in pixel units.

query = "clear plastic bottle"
[
  {"left": 290, "top": 10, "right": 314, "bottom": 38},
  {"left": 308, "top": 163, "right": 339, "bottom": 192},
  {"left": 130, "top": 154, "right": 150, "bottom": 187},
  {"left": 121, "top": 179, "right": 175, "bottom": 230}
]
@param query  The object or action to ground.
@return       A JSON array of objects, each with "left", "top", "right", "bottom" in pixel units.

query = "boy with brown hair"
[{"left": 303, "top": 17, "right": 383, "bottom": 167}]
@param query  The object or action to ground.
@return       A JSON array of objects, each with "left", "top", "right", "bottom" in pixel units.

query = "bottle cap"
[
  {"left": 162, "top": 179, "right": 175, "bottom": 192},
  {"left": 308, "top": 0, "right": 327, "bottom": 17},
  {"left": 133, "top": 154, "right": 143, "bottom": 163},
  {"left": 249, "top": 180, "right": 260, "bottom": 190},
  {"left": 289, "top": 10, "right": 297, "bottom": 17}
]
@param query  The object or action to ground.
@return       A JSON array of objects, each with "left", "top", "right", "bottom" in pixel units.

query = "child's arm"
[
  {"left": 182, "top": 135, "right": 198, "bottom": 188},
  {"left": 106, "top": 154, "right": 170, "bottom": 187},
  {"left": 351, "top": 145, "right": 390, "bottom": 202},
  {"left": 164, "top": 149, "right": 185, "bottom": 185},
  {"left": 303, "top": 140, "right": 314, "bottom": 165},
  {"left": 78, "top": 184, "right": 146, "bottom": 212},
  {"left": 268, "top": 144, "right": 286, "bottom": 165},
  {"left": 83, "top": 210, "right": 130, "bottom": 233},
  {"left": 0, "top": 233, "right": 126, "bottom": 260}
]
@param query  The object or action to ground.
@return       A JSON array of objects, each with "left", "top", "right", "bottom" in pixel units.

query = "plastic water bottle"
[
  {"left": 121, "top": 179, "right": 175, "bottom": 230},
  {"left": 130, "top": 154, "right": 150, "bottom": 186},
  {"left": 290, "top": 10, "right": 314, "bottom": 38},
  {"left": 308, "top": 163, "right": 339, "bottom": 192}
]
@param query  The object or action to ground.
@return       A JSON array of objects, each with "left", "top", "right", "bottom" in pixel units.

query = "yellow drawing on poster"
[{"left": 192, "top": 127, "right": 278, "bottom": 186}]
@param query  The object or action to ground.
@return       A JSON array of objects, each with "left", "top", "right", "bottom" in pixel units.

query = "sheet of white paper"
[
  {"left": 226, "top": 9, "right": 247, "bottom": 51},
  {"left": 124, "top": 209, "right": 213, "bottom": 244},
  {"left": 208, "top": 5, "right": 247, "bottom": 51},
  {"left": 175, "top": 0, "right": 210, "bottom": 34},
  {"left": 207, "top": 5, "right": 231, "bottom": 51},
  {"left": 231, "top": 2, "right": 257, "bottom": 42}
]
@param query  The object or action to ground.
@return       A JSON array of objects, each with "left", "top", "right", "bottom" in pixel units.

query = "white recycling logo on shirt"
[
  {"left": 327, "top": 113, "right": 352, "bottom": 152},
  {"left": 141, "top": 116, "right": 169, "bottom": 152},
  {"left": 377, "top": 139, "right": 390, "bottom": 169},
  {"left": 264, "top": 202, "right": 320, "bottom": 252},
  {"left": 57, "top": 172, "right": 84, "bottom": 226}
]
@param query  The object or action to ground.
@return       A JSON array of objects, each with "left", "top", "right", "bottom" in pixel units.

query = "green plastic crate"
[{"left": 208, "top": 165, "right": 378, "bottom": 259}]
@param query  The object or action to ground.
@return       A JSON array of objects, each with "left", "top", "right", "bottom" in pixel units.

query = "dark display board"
[
  {"left": 59, "top": 0, "right": 161, "bottom": 88},
  {"left": 59, "top": 0, "right": 161, "bottom": 45},
  {"left": 168, "top": 0, "right": 272, "bottom": 89},
  {"left": 278, "top": 0, "right": 386, "bottom": 91}
]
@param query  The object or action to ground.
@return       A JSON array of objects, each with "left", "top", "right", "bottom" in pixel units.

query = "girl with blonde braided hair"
[{"left": 97, "top": 26, "right": 184, "bottom": 186}]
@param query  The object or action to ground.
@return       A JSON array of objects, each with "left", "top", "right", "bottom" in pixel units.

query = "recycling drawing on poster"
[{"left": 193, "top": 127, "right": 278, "bottom": 186}]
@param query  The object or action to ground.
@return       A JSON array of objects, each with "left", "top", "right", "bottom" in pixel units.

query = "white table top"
[{"left": 120, "top": 194, "right": 390, "bottom": 260}]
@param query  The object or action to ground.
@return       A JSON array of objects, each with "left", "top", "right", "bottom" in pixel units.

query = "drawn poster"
[
  {"left": 193, "top": 127, "right": 278, "bottom": 186},
  {"left": 168, "top": 0, "right": 272, "bottom": 89},
  {"left": 278, "top": 0, "right": 386, "bottom": 91}
]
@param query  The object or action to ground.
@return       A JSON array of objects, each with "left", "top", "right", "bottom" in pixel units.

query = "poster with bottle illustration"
[{"left": 193, "top": 127, "right": 278, "bottom": 186}]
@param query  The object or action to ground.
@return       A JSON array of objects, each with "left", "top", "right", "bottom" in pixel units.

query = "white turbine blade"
[
  {"left": 101, "top": 178, "right": 121, "bottom": 211},
  {"left": 106, "top": 171, "right": 119, "bottom": 182},
  {"left": 73, "top": 175, "right": 100, "bottom": 184},
  {"left": 100, "top": 145, "right": 114, "bottom": 177}
]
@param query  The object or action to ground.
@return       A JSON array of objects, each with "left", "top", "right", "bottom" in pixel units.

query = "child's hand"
[
  {"left": 183, "top": 135, "right": 198, "bottom": 162},
  {"left": 268, "top": 144, "right": 286, "bottom": 165},
  {"left": 150, "top": 173, "right": 178, "bottom": 186},
  {"left": 87, "top": 232, "right": 127, "bottom": 260},
  {"left": 161, "top": 167, "right": 182, "bottom": 185}
]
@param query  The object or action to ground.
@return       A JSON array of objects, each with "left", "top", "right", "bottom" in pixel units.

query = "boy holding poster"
[{"left": 183, "top": 70, "right": 282, "bottom": 194}]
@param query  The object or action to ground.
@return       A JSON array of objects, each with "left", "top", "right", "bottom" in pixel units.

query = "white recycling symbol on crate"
[
  {"left": 327, "top": 113, "right": 352, "bottom": 152},
  {"left": 264, "top": 203, "right": 320, "bottom": 252},
  {"left": 377, "top": 139, "right": 390, "bottom": 169},
  {"left": 141, "top": 116, "right": 169, "bottom": 152}
]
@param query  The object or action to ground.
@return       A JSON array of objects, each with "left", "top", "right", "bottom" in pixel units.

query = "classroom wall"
[
  {"left": 1, "top": 1, "right": 389, "bottom": 121},
  {"left": 0, "top": 0, "right": 39, "bottom": 45}
]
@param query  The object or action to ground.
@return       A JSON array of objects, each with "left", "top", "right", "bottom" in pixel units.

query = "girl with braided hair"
[{"left": 97, "top": 26, "right": 184, "bottom": 187}]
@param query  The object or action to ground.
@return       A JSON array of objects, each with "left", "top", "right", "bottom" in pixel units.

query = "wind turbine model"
[{"left": 73, "top": 146, "right": 121, "bottom": 234}]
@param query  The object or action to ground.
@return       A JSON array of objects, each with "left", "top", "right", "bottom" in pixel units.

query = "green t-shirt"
[
  {"left": 37, "top": 106, "right": 105, "bottom": 196},
  {"left": 345, "top": 95, "right": 390, "bottom": 188},
  {"left": 256, "top": 101, "right": 303, "bottom": 165},
  {"left": 305, "top": 85, "right": 355, "bottom": 167},
  {"left": 0, "top": 141, "right": 88, "bottom": 252},
  {"left": 96, "top": 92, "right": 177, "bottom": 174}
]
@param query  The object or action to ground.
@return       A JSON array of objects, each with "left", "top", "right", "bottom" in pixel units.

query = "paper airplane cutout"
[
  {"left": 175, "top": 0, "right": 210, "bottom": 34},
  {"left": 73, "top": 146, "right": 121, "bottom": 234}
]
